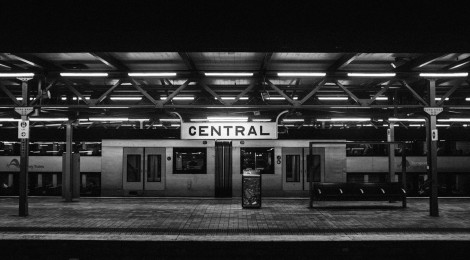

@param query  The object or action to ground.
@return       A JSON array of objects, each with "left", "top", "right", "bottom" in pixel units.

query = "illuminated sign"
[{"left": 181, "top": 123, "right": 277, "bottom": 139}]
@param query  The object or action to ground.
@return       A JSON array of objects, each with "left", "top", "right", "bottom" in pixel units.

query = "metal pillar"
[
  {"left": 63, "top": 120, "right": 73, "bottom": 202},
  {"left": 19, "top": 80, "right": 30, "bottom": 216},
  {"left": 427, "top": 79, "right": 439, "bottom": 217},
  {"left": 387, "top": 123, "right": 395, "bottom": 182}
]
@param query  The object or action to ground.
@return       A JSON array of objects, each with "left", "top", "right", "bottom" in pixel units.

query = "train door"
[
  {"left": 123, "top": 147, "right": 165, "bottom": 192},
  {"left": 283, "top": 147, "right": 304, "bottom": 190},
  {"left": 215, "top": 141, "right": 232, "bottom": 197},
  {"left": 282, "top": 147, "right": 323, "bottom": 191}
]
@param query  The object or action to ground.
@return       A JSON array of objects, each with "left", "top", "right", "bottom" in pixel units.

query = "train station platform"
[{"left": 1, "top": 197, "right": 470, "bottom": 259}]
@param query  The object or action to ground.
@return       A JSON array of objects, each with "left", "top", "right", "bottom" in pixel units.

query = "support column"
[
  {"left": 387, "top": 122, "right": 395, "bottom": 182},
  {"left": 63, "top": 120, "right": 74, "bottom": 202},
  {"left": 426, "top": 79, "right": 439, "bottom": 217},
  {"left": 18, "top": 79, "right": 30, "bottom": 216}
]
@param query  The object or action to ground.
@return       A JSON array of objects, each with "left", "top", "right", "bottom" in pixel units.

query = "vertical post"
[
  {"left": 64, "top": 120, "right": 73, "bottom": 202},
  {"left": 427, "top": 79, "right": 439, "bottom": 217},
  {"left": 387, "top": 123, "right": 395, "bottom": 183},
  {"left": 19, "top": 80, "right": 30, "bottom": 216}
]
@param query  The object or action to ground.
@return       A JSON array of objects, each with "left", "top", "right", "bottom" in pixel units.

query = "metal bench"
[{"left": 310, "top": 182, "right": 406, "bottom": 208}]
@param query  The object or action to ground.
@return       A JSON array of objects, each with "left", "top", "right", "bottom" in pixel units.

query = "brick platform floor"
[{"left": 1, "top": 197, "right": 470, "bottom": 241}]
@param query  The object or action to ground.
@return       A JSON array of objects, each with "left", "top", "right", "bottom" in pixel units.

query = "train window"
[
  {"left": 173, "top": 148, "right": 207, "bottom": 174},
  {"left": 127, "top": 155, "right": 142, "bottom": 182},
  {"left": 240, "top": 147, "right": 274, "bottom": 174},
  {"left": 147, "top": 155, "right": 161, "bottom": 182},
  {"left": 286, "top": 155, "right": 300, "bottom": 182}
]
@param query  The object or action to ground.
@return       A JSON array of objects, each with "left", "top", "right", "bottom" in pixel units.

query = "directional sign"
[
  {"left": 18, "top": 120, "right": 30, "bottom": 139},
  {"left": 431, "top": 129, "right": 438, "bottom": 141},
  {"left": 424, "top": 107, "right": 443, "bottom": 116}
]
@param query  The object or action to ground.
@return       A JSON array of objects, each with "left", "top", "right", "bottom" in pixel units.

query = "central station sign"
[{"left": 181, "top": 122, "right": 277, "bottom": 139}]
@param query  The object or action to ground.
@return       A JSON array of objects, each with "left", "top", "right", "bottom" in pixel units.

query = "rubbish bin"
[{"left": 242, "top": 169, "right": 261, "bottom": 208}]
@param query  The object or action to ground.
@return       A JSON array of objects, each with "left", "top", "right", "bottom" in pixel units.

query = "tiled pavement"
[{"left": 1, "top": 197, "right": 470, "bottom": 241}]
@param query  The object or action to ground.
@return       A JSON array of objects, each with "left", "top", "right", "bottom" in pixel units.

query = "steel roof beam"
[
  {"left": 8, "top": 53, "right": 61, "bottom": 70},
  {"left": 130, "top": 79, "right": 161, "bottom": 107},
  {"left": 266, "top": 79, "right": 299, "bottom": 106},
  {"left": 230, "top": 83, "right": 255, "bottom": 105},
  {"left": 368, "top": 84, "right": 391, "bottom": 105},
  {"left": 61, "top": 79, "right": 91, "bottom": 105},
  {"left": 299, "top": 79, "right": 327, "bottom": 105},
  {"left": 161, "top": 79, "right": 191, "bottom": 105},
  {"left": 399, "top": 80, "right": 429, "bottom": 106},
  {"left": 90, "top": 52, "right": 129, "bottom": 71},
  {"left": 395, "top": 53, "right": 448, "bottom": 71},
  {"left": 334, "top": 80, "right": 361, "bottom": 104},
  {"left": 178, "top": 52, "right": 199, "bottom": 73},
  {"left": 0, "top": 60, "right": 24, "bottom": 70},
  {"left": 93, "top": 79, "right": 123, "bottom": 105},
  {"left": 443, "top": 56, "right": 470, "bottom": 70},
  {"left": 199, "top": 82, "right": 229, "bottom": 106},
  {"left": 0, "top": 82, "right": 21, "bottom": 106},
  {"left": 437, "top": 80, "right": 464, "bottom": 106},
  {"left": 328, "top": 53, "right": 360, "bottom": 71}
]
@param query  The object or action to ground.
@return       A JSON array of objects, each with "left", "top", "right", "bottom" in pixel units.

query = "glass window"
[
  {"left": 286, "top": 155, "right": 300, "bottom": 182},
  {"left": 240, "top": 147, "right": 274, "bottom": 174},
  {"left": 173, "top": 148, "right": 207, "bottom": 174},
  {"left": 147, "top": 155, "right": 162, "bottom": 182},
  {"left": 127, "top": 154, "right": 141, "bottom": 182}
]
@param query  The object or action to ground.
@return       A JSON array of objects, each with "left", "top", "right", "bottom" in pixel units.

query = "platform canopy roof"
[{"left": 1, "top": 1, "right": 470, "bottom": 130}]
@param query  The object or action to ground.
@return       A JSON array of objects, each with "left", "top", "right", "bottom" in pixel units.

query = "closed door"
[
  {"left": 215, "top": 141, "right": 232, "bottom": 197},
  {"left": 283, "top": 147, "right": 324, "bottom": 191},
  {"left": 123, "top": 147, "right": 165, "bottom": 191}
]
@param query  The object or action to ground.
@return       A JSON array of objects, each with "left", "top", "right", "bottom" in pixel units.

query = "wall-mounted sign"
[
  {"left": 18, "top": 120, "right": 29, "bottom": 139},
  {"left": 181, "top": 123, "right": 277, "bottom": 139}
]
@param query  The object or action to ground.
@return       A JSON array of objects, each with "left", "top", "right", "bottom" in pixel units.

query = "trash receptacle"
[{"left": 242, "top": 169, "right": 261, "bottom": 208}]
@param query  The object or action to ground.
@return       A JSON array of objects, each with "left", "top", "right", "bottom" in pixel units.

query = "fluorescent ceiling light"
[
  {"left": 60, "top": 72, "right": 108, "bottom": 77},
  {"left": 356, "top": 124, "right": 373, "bottom": 127},
  {"left": 89, "top": 106, "right": 130, "bottom": 109},
  {"left": 317, "top": 118, "right": 370, "bottom": 122},
  {"left": 0, "top": 73, "right": 35, "bottom": 78},
  {"left": 0, "top": 118, "right": 19, "bottom": 122},
  {"left": 129, "top": 119, "right": 149, "bottom": 121},
  {"left": 205, "top": 72, "right": 253, "bottom": 77},
  {"left": 466, "top": 97, "right": 470, "bottom": 101},
  {"left": 375, "top": 97, "right": 388, "bottom": 100},
  {"left": 214, "top": 97, "right": 249, "bottom": 100},
  {"left": 88, "top": 117, "right": 129, "bottom": 121},
  {"left": 438, "top": 118, "right": 470, "bottom": 122},
  {"left": 110, "top": 97, "right": 143, "bottom": 101},
  {"left": 348, "top": 73, "right": 396, "bottom": 77},
  {"left": 419, "top": 73, "right": 468, "bottom": 77},
  {"left": 207, "top": 116, "right": 248, "bottom": 122},
  {"left": 160, "top": 96, "right": 194, "bottom": 100},
  {"left": 409, "top": 124, "right": 423, "bottom": 127},
  {"left": 29, "top": 118, "right": 69, "bottom": 121},
  {"left": 318, "top": 97, "right": 348, "bottom": 100},
  {"left": 389, "top": 118, "right": 425, "bottom": 122},
  {"left": 265, "top": 97, "right": 298, "bottom": 100},
  {"left": 282, "top": 119, "right": 305, "bottom": 122},
  {"left": 190, "top": 119, "right": 207, "bottom": 122},
  {"left": 61, "top": 97, "right": 67, "bottom": 101},
  {"left": 72, "top": 97, "right": 90, "bottom": 100},
  {"left": 42, "top": 107, "right": 68, "bottom": 109},
  {"left": 252, "top": 119, "right": 272, "bottom": 122},
  {"left": 277, "top": 72, "right": 326, "bottom": 77},
  {"left": 435, "top": 97, "right": 449, "bottom": 101},
  {"left": 160, "top": 118, "right": 180, "bottom": 122},
  {"left": 437, "top": 124, "right": 450, "bottom": 127},
  {"left": 152, "top": 124, "right": 163, "bottom": 127},
  {"left": 128, "top": 72, "right": 177, "bottom": 77},
  {"left": 170, "top": 124, "right": 181, "bottom": 127}
]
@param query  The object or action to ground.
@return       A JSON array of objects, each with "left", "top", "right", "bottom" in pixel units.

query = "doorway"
[
  {"left": 215, "top": 141, "right": 232, "bottom": 197},
  {"left": 123, "top": 147, "right": 165, "bottom": 193}
]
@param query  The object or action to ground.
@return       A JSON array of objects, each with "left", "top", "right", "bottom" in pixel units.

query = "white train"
[{"left": 1, "top": 139, "right": 470, "bottom": 197}]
